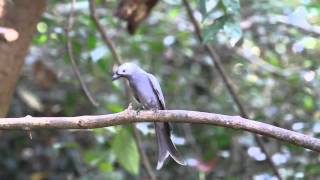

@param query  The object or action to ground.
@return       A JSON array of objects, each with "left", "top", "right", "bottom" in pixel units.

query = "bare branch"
[
  {"left": 270, "top": 14, "right": 320, "bottom": 36},
  {"left": 182, "top": 124, "right": 202, "bottom": 157},
  {"left": 64, "top": 0, "right": 99, "bottom": 107},
  {"left": 1, "top": 110, "right": 320, "bottom": 152},
  {"left": 181, "top": 0, "right": 282, "bottom": 178},
  {"left": 133, "top": 126, "right": 157, "bottom": 180},
  {"left": 88, "top": 0, "right": 122, "bottom": 64},
  {"left": 234, "top": 46, "right": 298, "bottom": 76},
  {"left": 88, "top": 1, "right": 156, "bottom": 178},
  {"left": 241, "top": 14, "right": 320, "bottom": 37}
]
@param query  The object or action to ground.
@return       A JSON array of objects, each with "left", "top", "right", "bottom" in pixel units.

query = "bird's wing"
[{"left": 147, "top": 73, "right": 166, "bottom": 109}]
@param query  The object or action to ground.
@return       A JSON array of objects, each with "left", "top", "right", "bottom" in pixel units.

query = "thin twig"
[
  {"left": 88, "top": 0, "right": 132, "bottom": 108},
  {"left": 181, "top": 0, "right": 282, "bottom": 179},
  {"left": 88, "top": 1, "right": 156, "bottom": 178},
  {"left": 64, "top": 0, "right": 99, "bottom": 107},
  {"left": 88, "top": 0, "right": 122, "bottom": 64},
  {"left": 1, "top": 110, "right": 320, "bottom": 152},
  {"left": 241, "top": 14, "right": 320, "bottom": 37},
  {"left": 182, "top": 124, "right": 202, "bottom": 157},
  {"left": 269, "top": 14, "right": 320, "bottom": 36},
  {"left": 234, "top": 46, "right": 298, "bottom": 76},
  {"left": 133, "top": 126, "right": 157, "bottom": 180}
]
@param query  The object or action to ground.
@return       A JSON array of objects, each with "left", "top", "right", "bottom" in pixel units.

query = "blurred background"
[{"left": 1, "top": 0, "right": 320, "bottom": 179}]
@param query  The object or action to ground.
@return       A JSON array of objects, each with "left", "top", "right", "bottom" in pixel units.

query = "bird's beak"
[{"left": 112, "top": 72, "right": 121, "bottom": 81}]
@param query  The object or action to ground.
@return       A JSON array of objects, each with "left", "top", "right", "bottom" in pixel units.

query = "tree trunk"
[{"left": 0, "top": 0, "right": 46, "bottom": 117}]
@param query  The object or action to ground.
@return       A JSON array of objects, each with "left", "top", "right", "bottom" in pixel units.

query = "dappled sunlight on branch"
[{"left": 0, "top": 27, "right": 19, "bottom": 42}]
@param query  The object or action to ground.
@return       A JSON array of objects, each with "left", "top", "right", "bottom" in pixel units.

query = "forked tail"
[{"left": 155, "top": 122, "right": 186, "bottom": 170}]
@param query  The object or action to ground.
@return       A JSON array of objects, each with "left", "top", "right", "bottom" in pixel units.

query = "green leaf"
[
  {"left": 36, "top": 22, "right": 48, "bottom": 33},
  {"left": 213, "top": 128, "right": 232, "bottom": 149},
  {"left": 84, "top": 149, "right": 101, "bottom": 164},
  {"left": 168, "top": 8, "right": 179, "bottom": 18},
  {"left": 305, "top": 164, "right": 320, "bottom": 175},
  {"left": 306, "top": 4, "right": 320, "bottom": 11},
  {"left": 198, "top": 0, "right": 207, "bottom": 18},
  {"left": 303, "top": 95, "right": 314, "bottom": 111},
  {"left": 222, "top": 0, "right": 240, "bottom": 15},
  {"left": 99, "top": 162, "right": 113, "bottom": 172},
  {"left": 112, "top": 128, "right": 140, "bottom": 175},
  {"left": 87, "top": 33, "right": 97, "bottom": 50},
  {"left": 72, "top": 38, "right": 83, "bottom": 54},
  {"left": 203, "top": 16, "right": 228, "bottom": 42},
  {"left": 223, "top": 19, "right": 242, "bottom": 46},
  {"left": 97, "top": 58, "right": 108, "bottom": 72},
  {"left": 198, "top": 0, "right": 220, "bottom": 20},
  {"left": 105, "top": 103, "right": 124, "bottom": 113},
  {"left": 265, "top": 51, "right": 283, "bottom": 68},
  {"left": 33, "top": 34, "right": 48, "bottom": 45}
]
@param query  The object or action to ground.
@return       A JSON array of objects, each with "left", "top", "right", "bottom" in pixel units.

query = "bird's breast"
[{"left": 129, "top": 76, "right": 160, "bottom": 109}]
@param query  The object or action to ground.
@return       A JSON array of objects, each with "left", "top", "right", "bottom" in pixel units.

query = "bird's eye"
[{"left": 122, "top": 70, "right": 126, "bottom": 73}]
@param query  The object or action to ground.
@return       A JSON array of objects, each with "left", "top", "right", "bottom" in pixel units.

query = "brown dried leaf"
[
  {"left": 115, "top": 0, "right": 158, "bottom": 34},
  {"left": 32, "top": 60, "right": 57, "bottom": 89}
]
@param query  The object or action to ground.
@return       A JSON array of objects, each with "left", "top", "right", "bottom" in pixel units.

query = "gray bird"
[{"left": 112, "top": 62, "right": 186, "bottom": 169}]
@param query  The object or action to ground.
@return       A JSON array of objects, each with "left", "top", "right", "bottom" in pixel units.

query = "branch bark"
[{"left": 1, "top": 110, "right": 320, "bottom": 152}]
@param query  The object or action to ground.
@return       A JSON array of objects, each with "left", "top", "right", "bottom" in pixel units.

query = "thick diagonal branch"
[{"left": 182, "top": 0, "right": 282, "bottom": 178}]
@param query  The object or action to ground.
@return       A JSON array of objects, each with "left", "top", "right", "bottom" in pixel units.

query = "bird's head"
[{"left": 112, "top": 62, "right": 139, "bottom": 80}]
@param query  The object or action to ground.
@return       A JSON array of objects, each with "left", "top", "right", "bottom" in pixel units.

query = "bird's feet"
[
  {"left": 135, "top": 105, "right": 145, "bottom": 115},
  {"left": 151, "top": 108, "right": 158, "bottom": 114},
  {"left": 126, "top": 103, "right": 134, "bottom": 111},
  {"left": 126, "top": 103, "right": 144, "bottom": 115}
]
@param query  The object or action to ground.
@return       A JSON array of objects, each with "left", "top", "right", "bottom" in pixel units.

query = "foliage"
[
  {"left": 2, "top": 0, "right": 320, "bottom": 179},
  {"left": 111, "top": 127, "right": 140, "bottom": 175}
]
